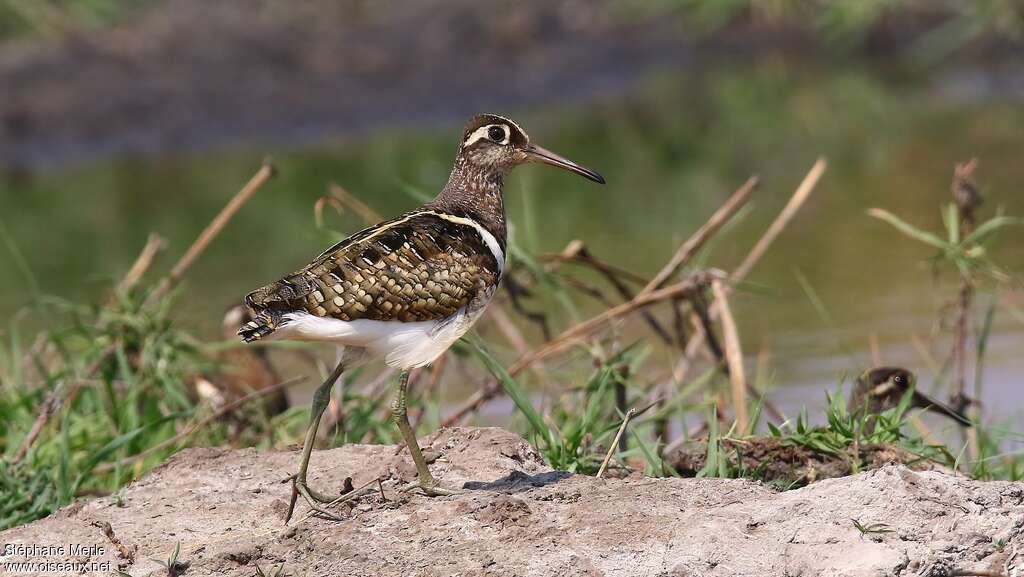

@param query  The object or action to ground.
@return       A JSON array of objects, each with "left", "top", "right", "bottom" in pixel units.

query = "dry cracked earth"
[{"left": 2, "top": 427, "right": 1023, "bottom": 576}]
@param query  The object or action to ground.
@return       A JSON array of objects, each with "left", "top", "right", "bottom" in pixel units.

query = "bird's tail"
[{"left": 237, "top": 309, "right": 282, "bottom": 343}]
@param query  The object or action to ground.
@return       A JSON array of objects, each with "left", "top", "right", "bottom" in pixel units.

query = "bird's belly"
[{"left": 273, "top": 296, "right": 491, "bottom": 370}]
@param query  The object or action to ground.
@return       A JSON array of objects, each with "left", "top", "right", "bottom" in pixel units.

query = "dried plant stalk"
[{"left": 712, "top": 279, "right": 748, "bottom": 433}]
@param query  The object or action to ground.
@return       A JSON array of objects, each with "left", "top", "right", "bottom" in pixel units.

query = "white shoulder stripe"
[{"left": 432, "top": 212, "right": 505, "bottom": 276}]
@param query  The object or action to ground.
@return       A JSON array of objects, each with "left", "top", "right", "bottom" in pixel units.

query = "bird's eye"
[
  {"left": 488, "top": 125, "right": 506, "bottom": 142},
  {"left": 893, "top": 375, "right": 905, "bottom": 385}
]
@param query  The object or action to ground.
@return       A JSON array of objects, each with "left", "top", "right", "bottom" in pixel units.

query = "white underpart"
[
  {"left": 272, "top": 299, "right": 491, "bottom": 370},
  {"left": 271, "top": 212, "right": 504, "bottom": 370}
]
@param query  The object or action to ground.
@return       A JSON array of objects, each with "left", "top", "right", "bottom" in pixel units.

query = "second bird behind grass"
[{"left": 238, "top": 114, "right": 604, "bottom": 521}]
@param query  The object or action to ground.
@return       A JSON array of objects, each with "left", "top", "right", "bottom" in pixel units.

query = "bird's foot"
[
  {"left": 402, "top": 478, "right": 463, "bottom": 497},
  {"left": 286, "top": 478, "right": 353, "bottom": 523}
]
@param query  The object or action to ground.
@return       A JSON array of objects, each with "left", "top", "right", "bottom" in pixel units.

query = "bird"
[
  {"left": 849, "top": 367, "right": 971, "bottom": 429},
  {"left": 238, "top": 114, "right": 604, "bottom": 521}
]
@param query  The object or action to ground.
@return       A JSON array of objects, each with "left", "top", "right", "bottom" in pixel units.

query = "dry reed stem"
[
  {"left": 539, "top": 240, "right": 648, "bottom": 285},
  {"left": 731, "top": 159, "right": 826, "bottom": 282},
  {"left": 117, "top": 233, "right": 167, "bottom": 293},
  {"left": 94, "top": 375, "right": 306, "bottom": 474},
  {"left": 712, "top": 279, "right": 748, "bottom": 433},
  {"left": 328, "top": 182, "right": 385, "bottom": 224},
  {"left": 507, "top": 272, "right": 719, "bottom": 377},
  {"left": 868, "top": 333, "right": 882, "bottom": 367},
  {"left": 597, "top": 407, "right": 637, "bottom": 478},
  {"left": 640, "top": 176, "right": 758, "bottom": 296},
  {"left": 949, "top": 569, "right": 1009, "bottom": 577},
  {"left": 558, "top": 241, "right": 673, "bottom": 344},
  {"left": 147, "top": 160, "right": 276, "bottom": 305}
]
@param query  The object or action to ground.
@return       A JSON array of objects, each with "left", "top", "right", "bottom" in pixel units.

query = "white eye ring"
[{"left": 463, "top": 124, "right": 509, "bottom": 148}]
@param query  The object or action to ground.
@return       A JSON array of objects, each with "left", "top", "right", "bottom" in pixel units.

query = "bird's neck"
[{"left": 429, "top": 154, "right": 507, "bottom": 248}]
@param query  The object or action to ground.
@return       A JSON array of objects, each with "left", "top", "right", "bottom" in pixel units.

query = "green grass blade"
[
  {"left": 867, "top": 208, "right": 948, "bottom": 250},
  {"left": 466, "top": 336, "right": 554, "bottom": 449}
]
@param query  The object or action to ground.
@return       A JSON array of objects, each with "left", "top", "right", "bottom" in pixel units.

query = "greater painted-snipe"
[
  {"left": 849, "top": 367, "right": 971, "bottom": 429},
  {"left": 239, "top": 114, "right": 604, "bottom": 521}
]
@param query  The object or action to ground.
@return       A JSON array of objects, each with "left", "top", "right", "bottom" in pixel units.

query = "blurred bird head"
[
  {"left": 858, "top": 367, "right": 916, "bottom": 398},
  {"left": 457, "top": 113, "right": 605, "bottom": 184}
]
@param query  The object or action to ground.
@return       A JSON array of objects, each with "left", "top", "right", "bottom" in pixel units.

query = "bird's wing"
[{"left": 244, "top": 209, "right": 502, "bottom": 325}]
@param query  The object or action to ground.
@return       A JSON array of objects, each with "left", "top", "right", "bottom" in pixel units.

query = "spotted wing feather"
[{"left": 240, "top": 210, "right": 501, "bottom": 341}]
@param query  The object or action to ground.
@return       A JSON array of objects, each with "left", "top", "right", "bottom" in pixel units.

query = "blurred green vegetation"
[{"left": 0, "top": 0, "right": 152, "bottom": 40}]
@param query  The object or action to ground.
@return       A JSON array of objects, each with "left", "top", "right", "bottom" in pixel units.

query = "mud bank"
[{"left": 2, "top": 427, "right": 1021, "bottom": 576}]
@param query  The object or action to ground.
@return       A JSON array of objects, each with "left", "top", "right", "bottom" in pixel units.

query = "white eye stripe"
[{"left": 463, "top": 124, "right": 509, "bottom": 147}]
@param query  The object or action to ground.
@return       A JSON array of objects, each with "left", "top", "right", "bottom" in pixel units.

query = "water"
[{"left": 1, "top": 62, "right": 1022, "bottom": 424}]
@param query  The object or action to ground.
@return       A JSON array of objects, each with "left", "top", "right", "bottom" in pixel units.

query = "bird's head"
[
  {"left": 859, "top": 367, "right": 916, "bottom": 398},
  {"left": 457, "top": 114, "right": 605, "bottom": 184}
]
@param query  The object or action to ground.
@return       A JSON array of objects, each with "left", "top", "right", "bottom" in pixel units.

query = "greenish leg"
[
  {"left": 392, "top": 371, "right": 460, "bottom": 496},
  {"left": 286, "top": 359, "right": 348, "bottom": 522}
]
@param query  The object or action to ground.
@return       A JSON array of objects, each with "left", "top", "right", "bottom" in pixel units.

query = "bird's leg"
[
  {"left": 286, "top": 358, "right": 348, "bottom": 522},
  {"left": 391, "top": 370, "right": 460, "bottom": 496}
]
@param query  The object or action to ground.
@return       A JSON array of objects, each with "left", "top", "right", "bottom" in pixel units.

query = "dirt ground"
[{"left": 2, "top": 427, "right": 1022, "bottom": 576}]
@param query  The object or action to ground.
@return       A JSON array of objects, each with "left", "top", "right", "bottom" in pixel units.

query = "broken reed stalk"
[
  {"left": 949, "top": 159, "right": 980, "bottom": 412},
  {"left": 540, "top": 239, "right": 649, "bottom": 285},
  {"left": 948, "top": 569, "right": 1010, "bottom": 577},
  {"left": 597, "top": 407, "right": 637, "bottom": 478},
  {"left": 950, "top": 159, "right": 982, "bottom": 459},
  {"left": 146, "top": 160, "right": 276, "bottom": 306},
  {"left": 712, "top": 279, "right": 748, "bottom": 433},
  {"left": 677, "top": 158, "right": 827, "bottom": 381},
  {"left": 550, "top": 240, "right": 673, "bottom": 344},
  {"left": 94, "top": 376, "right": 306, "bottom": 474}
]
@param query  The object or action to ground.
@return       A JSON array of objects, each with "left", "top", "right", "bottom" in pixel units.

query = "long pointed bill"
[
  {"left": 525, "top": 144, "right": 605, "bottom": 184},
  {"left": 911, "top": 389, "right": 973, "bottom": 427}
]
